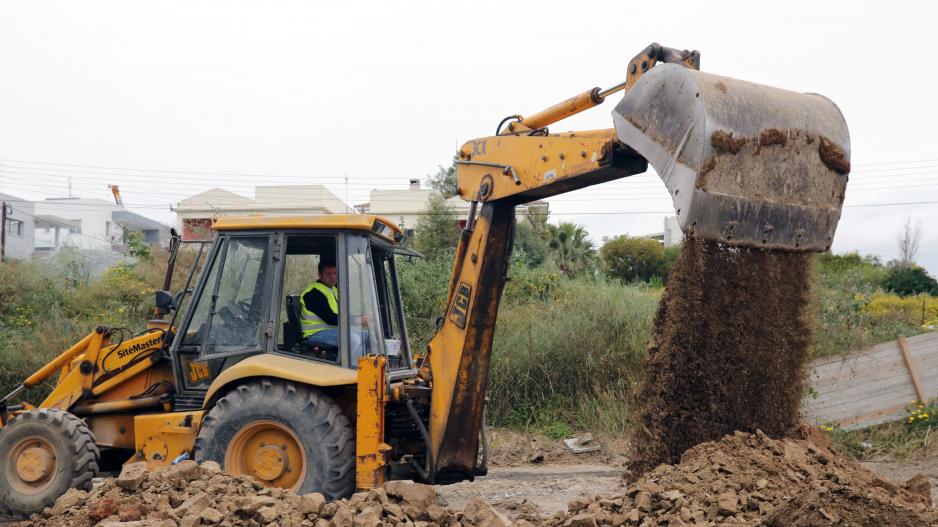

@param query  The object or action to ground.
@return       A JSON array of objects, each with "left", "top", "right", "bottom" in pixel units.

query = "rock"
[
  {"left": 384, "top": 480, "right": 440, "bottom": 509},
  {"left": 660, "top": 490, "right": 683, "bottom": 501},
  {"left": 563, "top": 512, "right": 598, "bottom": 527},
  {"left": 299, "top": 492, "right": 326, "bottom": 516},
  {"left": 383, "top": 502, "right": 405, "bottom": 521},
  {"left": 321, "top": 502, "right": 339, "bottom": 518},
  {"left": 51, "top": 488, "right": 87, "bottom": 515},
  {"left": 717, "top": 492, "right": 739, "bottom": 516},
  {"left": 462, "top": 499, "right": 509, "bottom": 527},
  {"left": 239, "top": 495, "right": 278, "bottom": 514},
  {"left": 352, "top": 507, "right": 382, "bottom": 527},
  {"left": 116, "top": 462, "right": 149, "bottom": 491},
  {"left": 426, "top": 503, "right": 452, "bottom": 525},
  {"left": 255, "top": 505, "right": 281, "bottom": 524},
  {"left": 368, "top": 488, "right": 390, "bottom": 506},
  {"left": 199, "top": 507, "right": 224, "bottom": 524},
  {"left": 173, "top": 492, "right": 210, "bottom": 517},
  {"left": 89, "top": 498, "right": 119, "bottom": 522},
  {"left": 634, "top": 492, "right": 652, "bottom": 512},
  {"left": 331, "top": 505, "right": 354, "bottom": 527},
  {"left": 200, "top": 460, "right": 222, "bottom": 475},
  {"left": 118, "top": 502, "right": 143, "bottom": 522},
  {"left": 165, "top": 460, "right": 202, "bottom": 482}
]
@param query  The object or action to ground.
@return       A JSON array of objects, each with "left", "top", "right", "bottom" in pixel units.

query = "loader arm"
[{"left": 423, "top": 43, "right": 850, "bottom": 482}]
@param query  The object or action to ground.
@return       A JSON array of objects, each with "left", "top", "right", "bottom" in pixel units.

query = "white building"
[
  {"left": 643, "top": 216, "right": 684, "bottom": 247},
  {"left": 0, "top": 194, "right": 170, "bottom": 260},
  {"left": 174, "top": 185, "right": 349, "bottom": 240},
  {"left": 356, "top": 180, "right": 548, "bottom": 234},
  {"left": 0, "top": 193, "right": 36, "bottom": 261}
]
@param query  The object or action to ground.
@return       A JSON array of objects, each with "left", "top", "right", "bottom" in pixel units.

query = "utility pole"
[{"left": 1, "top": 201, "right": 7, "bottom": 263}]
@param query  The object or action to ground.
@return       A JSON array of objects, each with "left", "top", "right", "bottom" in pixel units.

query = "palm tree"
[{"left": 545, "top": 222, "right": 595, "bottom": 277}]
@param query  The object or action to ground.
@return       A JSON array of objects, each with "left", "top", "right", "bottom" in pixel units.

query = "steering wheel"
[{"left": 234, "top": 299, "right": 252, "bottom": 316}]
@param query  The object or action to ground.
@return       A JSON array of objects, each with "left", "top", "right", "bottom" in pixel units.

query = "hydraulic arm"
[{"left": 423, "top": 43, "right": 850, "bottom": 481}]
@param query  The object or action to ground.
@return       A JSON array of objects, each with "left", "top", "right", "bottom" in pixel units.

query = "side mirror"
[{"left": 155, "top": 290, "right": 174, "bottom": 313}]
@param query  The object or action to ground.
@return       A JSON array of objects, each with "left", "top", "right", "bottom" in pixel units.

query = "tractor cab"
[{"left": 167, "top": 214, "right": 417, "bottom": 409}]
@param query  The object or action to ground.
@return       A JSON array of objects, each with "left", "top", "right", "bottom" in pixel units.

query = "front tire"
[
  {"left": 0, "top": 409, "right": 100, "bottom": 518},
  {"left": 193, "top": 379, "right": 354, "bottom": 499}
]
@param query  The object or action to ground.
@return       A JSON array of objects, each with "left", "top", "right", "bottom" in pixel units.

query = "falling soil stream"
[{"left": 630, "top": 237, "right": 814, "bottom": 473}]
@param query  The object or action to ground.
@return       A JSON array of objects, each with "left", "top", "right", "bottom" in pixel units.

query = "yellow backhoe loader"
[{"left": 0, "top": 43, "right": 850, "bottom": 517}]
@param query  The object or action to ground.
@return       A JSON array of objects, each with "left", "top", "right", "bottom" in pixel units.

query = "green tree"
[
  {"left": 545, "top": 222, "right": 595, "bottom": 277},
  {"left": 881, "top": 265, "right": 938, "bottom": 297},
  {"left": 411, "top": 197, "right": 460, "bottom": 259},
  {"left": 599, "top": 235, "right": 669, "bottom": 283},
  {"left": 513, "top": 221, "right": 550, "bottom": 268},
  {"left": 122, "top": 230, "right": 152, "bottom": 259},
  {"left": 424, "top": 162, "right": 458, "bottom": 198}
]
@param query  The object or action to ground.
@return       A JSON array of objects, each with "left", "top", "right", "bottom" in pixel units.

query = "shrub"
[
  {"left": 599, "top": 235, "right": 669, "bottom": 283},
  {"left": 882, "top": 266, "right": 938, "bottom": 297}
]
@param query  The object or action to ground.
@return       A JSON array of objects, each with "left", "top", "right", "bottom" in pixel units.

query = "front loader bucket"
[{"left": 612, "top": 64, "right": 850, "bottom": 251}]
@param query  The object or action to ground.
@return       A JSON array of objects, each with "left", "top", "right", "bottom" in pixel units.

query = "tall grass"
[{"left": 487, "top": 279, "right": 658, "bottom": 435}]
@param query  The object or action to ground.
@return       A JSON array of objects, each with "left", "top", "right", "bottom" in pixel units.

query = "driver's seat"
[{"left": 285, "top": 294, "right": 339, "bottom": 361}]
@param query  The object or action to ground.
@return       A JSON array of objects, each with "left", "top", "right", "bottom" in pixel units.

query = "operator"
[{"left": 300, "top": 259, "right": 367, "bottom": 360}]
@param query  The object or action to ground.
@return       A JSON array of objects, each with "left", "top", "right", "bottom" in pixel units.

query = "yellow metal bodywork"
[
  {"left": 133, "top": 411, "right": 205, "bottom": 466},
  {"left": 203, "top": 353, "right": 358, "bottom": 407},
  {"left": 355, "top": 356, "right": 389, "bottom": 489},
  {"left": 455, "top": 129, "right": 634, "bottom": 204},
  {"left": 213, "top": 214, "right": 403, "bottom": 243},
  {"left": 38, "top": 329, "right": 168, "bottom": 411}
]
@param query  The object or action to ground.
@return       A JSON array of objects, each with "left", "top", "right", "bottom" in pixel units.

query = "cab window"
[
  {"left": 278, "top": 235, "right": 340, "bottom": 363},
  {"left": 182, "top": 236, "right": 272, "bottom": 357},
  {"left": 373, "top": 246, "right": 410, "bottom": 369}
]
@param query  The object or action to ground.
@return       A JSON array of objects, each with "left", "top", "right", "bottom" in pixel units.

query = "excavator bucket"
[{"left": 612, "top": 64, "right": 850, "bottom": 251}]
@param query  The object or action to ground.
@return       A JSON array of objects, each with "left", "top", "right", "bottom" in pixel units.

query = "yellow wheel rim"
[
  {"left": 6, "top": 436, "right": 58, "bottom": 495},
  {"left": 225, "top": 420, "right": 307, "bottom": 491}
]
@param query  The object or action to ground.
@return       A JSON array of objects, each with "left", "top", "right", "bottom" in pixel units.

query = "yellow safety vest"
[{"left": 300, "top": 281, "right": 339, "bottom": 338}]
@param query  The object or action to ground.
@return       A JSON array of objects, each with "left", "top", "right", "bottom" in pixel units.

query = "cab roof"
[{"left": 212, "top": 214, "right": 404, "bottom": 243}]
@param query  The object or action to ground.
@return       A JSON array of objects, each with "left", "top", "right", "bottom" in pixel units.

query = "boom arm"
[{"left": 421, "top": 45, "right": 689, "bottom": 481}]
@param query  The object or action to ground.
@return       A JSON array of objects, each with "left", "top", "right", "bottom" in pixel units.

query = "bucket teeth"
[{"left": 612, "top": 64, "right": 850, "bottom": 252}]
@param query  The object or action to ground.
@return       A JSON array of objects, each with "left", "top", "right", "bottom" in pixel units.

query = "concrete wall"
[
  {"left": 0, "top": 193, "right": 35, "bottom": 260},
  {"left": 33, "top": 198, "right": 118, "bottom": 251}
]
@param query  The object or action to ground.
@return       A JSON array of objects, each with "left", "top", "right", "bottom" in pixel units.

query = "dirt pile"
[
  {"left": 543, "top": 431, "right": 936, "bottom": 527},
  {"left": 20, "top": 432, "right": 937, "bottom": 526},
  {"left": 24, "top": 460, "right": 510, "bottom": 527},
  {"left": 629, "top": 237, "right": 814, "bottom": 473}
]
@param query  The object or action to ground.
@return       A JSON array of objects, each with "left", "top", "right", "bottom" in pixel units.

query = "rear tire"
[
  {"left": 193, "top": 379, "right": 355, "bottom": 499},
  {"left": 0, "top": 409, "right": 99, "bottom": 518}
]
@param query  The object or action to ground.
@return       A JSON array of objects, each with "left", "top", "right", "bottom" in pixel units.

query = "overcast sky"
[{"left": 1, "top": 1, "right": 936, "bottom": 273}]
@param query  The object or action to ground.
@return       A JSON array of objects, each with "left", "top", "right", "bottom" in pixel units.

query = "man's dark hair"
[{"left": 318, "top": 258, "right": 337, "bottom": 274}]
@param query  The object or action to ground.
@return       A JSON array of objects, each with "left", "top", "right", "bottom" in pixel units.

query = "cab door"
[{"left": 171, "top": 233, "right": 275, "bottom": 395}]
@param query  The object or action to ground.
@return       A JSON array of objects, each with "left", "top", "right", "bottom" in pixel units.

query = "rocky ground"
[{"left": 12, "top": 428, "right": 938, "bottom": 527}]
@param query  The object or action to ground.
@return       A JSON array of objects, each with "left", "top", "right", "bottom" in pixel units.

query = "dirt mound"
[
  {"left": 544, "top": 431, "right": 936, "bottom": 526},
  {"left": 630, "top": 237, "right": 814, "bottom": 473},
  {"left": 23, "top": 460, "right": 510, "bottom": 527}
]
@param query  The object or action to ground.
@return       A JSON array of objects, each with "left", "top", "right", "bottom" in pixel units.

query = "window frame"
[{"left": 173, "top": 232, "right": 276, "bottom": 361}]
